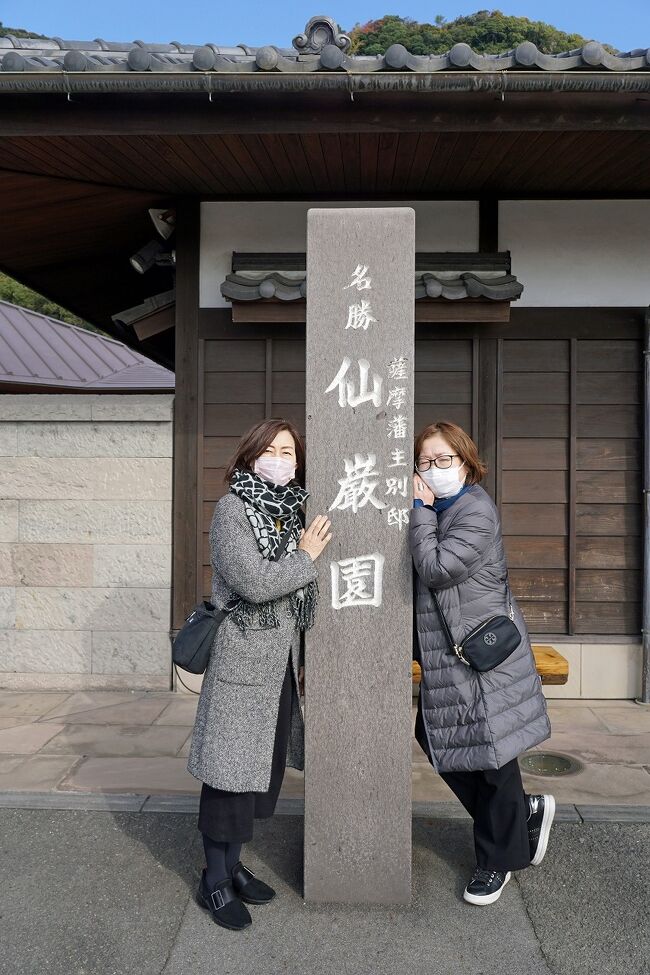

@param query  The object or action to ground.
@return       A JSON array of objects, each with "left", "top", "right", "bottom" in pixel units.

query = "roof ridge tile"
[{"left": 1, "top": 17, "right": 648, "bottom": 73}]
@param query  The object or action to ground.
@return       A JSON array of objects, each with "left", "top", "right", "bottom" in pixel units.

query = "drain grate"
[{"left": 518, "top": 752, "right": 583, "bottom": 777}]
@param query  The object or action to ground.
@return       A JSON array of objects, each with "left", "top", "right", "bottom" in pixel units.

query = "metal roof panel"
[{"left": 0, "top": 300, "right": 174, "bottom": 390}]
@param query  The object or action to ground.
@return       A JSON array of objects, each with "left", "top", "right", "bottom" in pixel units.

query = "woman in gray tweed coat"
[
  {"left": 411, "top": 421, "right": 554, "bottom": 907},
  {"left": 187, "top": 418, "right": 332, "bottom": 931}
]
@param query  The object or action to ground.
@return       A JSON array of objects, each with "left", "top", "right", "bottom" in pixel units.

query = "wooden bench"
[{"left": 412, "top": 644, "right": 569, "bottom": 687}]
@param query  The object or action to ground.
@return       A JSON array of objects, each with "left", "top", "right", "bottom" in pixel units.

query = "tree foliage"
[
  {"left": 348, "top": 10, "right": 611, "bottom": 56},
  {"left": 0, "top": 21, "right": 48, "bottom": 39},
  {"left": 0, "top": 273, "right": 103, "bottom": 333}
]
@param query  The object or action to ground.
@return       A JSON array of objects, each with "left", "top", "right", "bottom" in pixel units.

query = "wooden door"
[
  {"left": 199, "top": 316, "right": 306, "bottom": 598},
  {"left": 414, "top": 314, "right": 642, "bottom": 635}
]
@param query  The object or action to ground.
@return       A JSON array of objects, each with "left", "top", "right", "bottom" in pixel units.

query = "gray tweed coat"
[
  {"left": 411, "top": 483, "right": 551, "bottom": 773},
  {"left": 186, "top": 492, "right": 318, "bottom": 792}
]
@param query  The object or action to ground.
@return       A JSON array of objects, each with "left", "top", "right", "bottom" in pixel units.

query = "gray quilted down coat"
[
  {"left": 410, "top": 483, "right": 551, "bottom": 773},
  {"left": 187, "top": 493, "right": 319, "bottom": 792}
]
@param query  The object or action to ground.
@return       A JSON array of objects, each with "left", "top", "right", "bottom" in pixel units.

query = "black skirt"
[{"left": 197, "top": 653, "right": 294, "bottom": 843}]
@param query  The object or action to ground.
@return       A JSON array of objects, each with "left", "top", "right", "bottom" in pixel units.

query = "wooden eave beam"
[
  {"left": 230, "top": 298, "right": 512, "bottom": 324},
  {"left": 0, "top": 87, "right": 649, "bottom": 136},
  {"left": 132, "top": 306, "right": 175, "bottom": 340}
]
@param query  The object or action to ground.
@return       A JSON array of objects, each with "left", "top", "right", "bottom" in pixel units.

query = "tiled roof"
[
  {"left": 0, "top": 300, "right": 175, "bottom": 390},
  {"left": 1, "top": 16, "right": 647, "bottom": 74},
  {"left": 111, "top": 290, "right": 175, "bottom": 328},
  {"left": 221, "top": 252, "right": 523, "bottom": 303}
]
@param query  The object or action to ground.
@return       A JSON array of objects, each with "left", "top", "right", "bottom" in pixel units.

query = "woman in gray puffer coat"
[
  {"left": 187, "top": 418, "right": 332, "bottom": 931},
  {"left": 411, "top": 421, "right": 554, "bottom": 907}
]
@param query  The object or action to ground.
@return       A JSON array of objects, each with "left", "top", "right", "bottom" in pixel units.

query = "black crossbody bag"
[
  {"left": 172, "top": 523, "right": 294, "bottom": 675},
  {"left": 431, "top": 572, "right": 521, "bottom": 673}
]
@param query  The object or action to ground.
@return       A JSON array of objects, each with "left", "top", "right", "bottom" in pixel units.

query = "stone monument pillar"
[{"left": 304, "top": 207, "right": 415, "bottom": 905}]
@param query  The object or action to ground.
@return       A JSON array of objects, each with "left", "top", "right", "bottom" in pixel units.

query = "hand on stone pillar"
[{"left": 298, "top": 515, "right": 333, "bottom": 560}]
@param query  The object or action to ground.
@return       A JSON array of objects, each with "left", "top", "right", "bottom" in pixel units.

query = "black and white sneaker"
[
  {"left": 527, "top": 793, "right": 556, "bottom": 866},
  {"left": 463, "top": 867, "right": 511, "bottom": 905}
]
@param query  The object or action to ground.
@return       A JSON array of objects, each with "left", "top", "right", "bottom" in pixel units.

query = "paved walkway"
[
  {"left": 1, "top": 690, "right": 649, "bottom": 975},
  {"left": 1, "top": 807, "right": 647, "bottom": 975},
  {"left": 0, "top": 690, "right": 649, "bottom": 812}
]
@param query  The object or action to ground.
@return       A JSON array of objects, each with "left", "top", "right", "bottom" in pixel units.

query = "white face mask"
[
  {"left": 254, "top": 455, "right": 296, "bottom": 486},
  {"left": 419, "top": 462, "right": 465, "bottom": 499}
]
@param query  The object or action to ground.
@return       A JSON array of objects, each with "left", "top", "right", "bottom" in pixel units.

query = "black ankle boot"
[
  {"left": 231, "top": 861, "right": 276, "bottom": 905},
  {"left": 196, "top": 869, "right": 252, "bottom": 930}
]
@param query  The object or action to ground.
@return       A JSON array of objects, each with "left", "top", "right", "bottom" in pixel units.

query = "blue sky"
[{"left": 2, "top": 1, "right": 648, "bottom": 52}]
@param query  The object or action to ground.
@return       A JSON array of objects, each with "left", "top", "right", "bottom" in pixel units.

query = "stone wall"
[{"left": 0, "top": 393, "right": 173, "bottom": 690}]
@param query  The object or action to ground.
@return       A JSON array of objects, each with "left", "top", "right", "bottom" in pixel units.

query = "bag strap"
[
  {"left": 431, "top": 591, "right": 473, "bottom": 666},
  {"left": 182, "top": 520, "right": 300, "bottom": 696},
  {"left": 431, "top": 568, "right": 514, "bottom": 655},
  {"left": 271, "top": 522, "right": 294, "bottom": 562},
  {"left": 504, "top": 569, "right": 515, "bottom": 621},
  {"left": 431, "top": 591, "right": 458, "bottom": 654}
]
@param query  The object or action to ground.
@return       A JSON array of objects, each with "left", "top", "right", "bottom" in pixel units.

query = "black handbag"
[
  {"left": 431, "top": 572, "right": 521, "bottom": 673},
  {"left": 172, "top": 522, "right": 295, "bottom": 675}
]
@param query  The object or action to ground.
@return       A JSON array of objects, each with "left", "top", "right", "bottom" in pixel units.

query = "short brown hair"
[
  {"left": 224, "top": 418, "right": 306, "bottom": 485},
  {"left": 414, "top": 421, "right": 487, "bottom": 485}
]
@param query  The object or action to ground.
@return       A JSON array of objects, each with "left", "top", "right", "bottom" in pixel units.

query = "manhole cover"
[{"left": 518, "top": 752, "right": 583, "bottom": 777}]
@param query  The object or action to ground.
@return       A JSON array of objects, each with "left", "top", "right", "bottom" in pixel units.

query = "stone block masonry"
[{"left": 0, "top": 394, "right": 174, "bottom": 689}]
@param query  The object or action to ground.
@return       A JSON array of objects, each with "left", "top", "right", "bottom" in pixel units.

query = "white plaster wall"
[
  {"left": 0, "top": 393, "right": 174, "bottom": 690},
  {"left": 541, "top": 643, "right": 642, "bottom": 700},
  {"left": 202, "top": 199, "right": 650, "bottom": 309},
  {"left": 500, "top": 200, "right": 650, "bottom": 306},
  {"left": 200, "top": 200, "right": 650, "bottom": 307},
  {"left": 200, "top": 200, "right": 479, "bottom": 306}
]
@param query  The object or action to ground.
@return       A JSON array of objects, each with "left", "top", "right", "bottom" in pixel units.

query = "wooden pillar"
[
  {"left": 477, "top": 196, "right": 501, "bottom": 507},
  {"left": 641, "top": 307, "right": 650, "bottom": 704},
  {"left": 172, "top": 199, "right": 200, "bottom": 632},
  {"left": 304, "top": 208, "right": 415, "bottom": 904}
]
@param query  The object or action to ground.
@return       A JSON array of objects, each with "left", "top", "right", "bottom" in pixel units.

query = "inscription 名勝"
[
  {"left": 346, "top": 300, "right": 377, "bottom": 331},
  {"left": 343, "top": 264, "right": 372, "bottom": 291}
]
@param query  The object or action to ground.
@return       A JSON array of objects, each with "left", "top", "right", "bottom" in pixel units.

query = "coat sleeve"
[
  {"left": 409, "top": 499, "right": 495, "bottom": 590},
  {"left": 210, "top": 495, "right": 319, "bottom": 604}
]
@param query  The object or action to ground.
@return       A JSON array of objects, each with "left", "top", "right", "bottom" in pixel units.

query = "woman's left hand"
[
  {"left": 298, "top": 665, "right": 305, "bottom": 697},
  {"left": 413, "top": 473, "right": 435, "bottom": 506}
]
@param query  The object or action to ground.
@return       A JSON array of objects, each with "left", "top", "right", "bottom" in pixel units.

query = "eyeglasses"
[{"left": 416, "top": 454, "right": 460, "bottom": 472}]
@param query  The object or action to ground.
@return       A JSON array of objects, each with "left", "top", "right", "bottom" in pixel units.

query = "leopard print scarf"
[{"left": 228, "top": 468, "right": 319, "bottom": 632}]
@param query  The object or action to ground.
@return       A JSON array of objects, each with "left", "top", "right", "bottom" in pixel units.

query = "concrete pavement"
[
  {"left": 0, "top": 807, "right": 647, "bottom": 975},
  {"left": 1, "top": 688, "right": 649, "bottom": 975},
  {"left": 0, "top": 689, "right": 649, "bottom": 808}
]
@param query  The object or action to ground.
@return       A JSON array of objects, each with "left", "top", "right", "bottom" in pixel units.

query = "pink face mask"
[{"left": 254, "top": 455, "right": 296, "bottom": 486}]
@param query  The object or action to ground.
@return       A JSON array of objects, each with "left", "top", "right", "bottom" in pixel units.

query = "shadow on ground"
[{"left": 0, "top": 809, "right": 647, "bottom": 975}]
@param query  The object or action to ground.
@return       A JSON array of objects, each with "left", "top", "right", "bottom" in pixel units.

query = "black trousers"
[
  {"left": 440, "top": 760, "right": 531, "bottom": 872},
  {"left": 197, "top": 654, "right": 293, "bottom": 844},
  {"left": 416, "top": 696, "right": 531, "bottom": 872}
]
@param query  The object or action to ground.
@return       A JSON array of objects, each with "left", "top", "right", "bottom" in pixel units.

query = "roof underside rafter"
[{"left": 0, "top": 16, "right": 648, "bottom": 362}]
